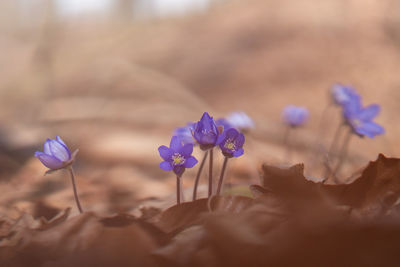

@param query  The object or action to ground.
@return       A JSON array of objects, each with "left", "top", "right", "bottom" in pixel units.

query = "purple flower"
[
  {"left": 331, "top": 84, "right": 360, "bottom": 106},
  {"left": 216, "top": 128, "right": 245, "bottom": 158},
  {"left": 343, "top": 99, "right": 384, "bottom": 138},
  {"left": 192, "top": 112, "right": 220, "bottom": 150},
  {"left": 173, "top": 122, "right": 196, "bottom": 145},
  {"left": 158, "top": 136, "right": 198, "bottom": 175},
  {"left": 35, "top": 136, "right": 76, "bottom": 171},
  {"left": 226, "top": 111, "right": 255, "bottom": 131},
  {"left": 282, "top": 105, "right": 309, "bottom": 127},
  {"left": 216, "top": 118, "right": 233, "bottom": 131}
]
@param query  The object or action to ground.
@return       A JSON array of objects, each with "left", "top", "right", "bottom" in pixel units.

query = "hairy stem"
[
  {"left": 283, "top": 125, "right": 292, "bottom": 162},
  {"left": 208, "top": 148, "right": 214, "bottom": 197},
  {"left": 332, "top": 128, "right": 353, "bottom": 182},
  {"left": 68, "top": 167, "right": 83, "bottom": 214},
  {"left": 216, "top": 157, "right": 229, "bottom": 196},
  {"left": 192, "top": 150, "right": 209, "bottom": 201},
  {"left": 176, "top": 175, "right": 182, "bottom": 205}
]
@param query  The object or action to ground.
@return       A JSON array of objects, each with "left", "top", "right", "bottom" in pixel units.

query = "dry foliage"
[{"left": 1, "top": 154, "right": 400, "bottom": 266}]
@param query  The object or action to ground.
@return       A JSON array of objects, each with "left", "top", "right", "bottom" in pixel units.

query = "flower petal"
[
  {"left": 216, "top": 131, "right": 226, "bottom": 145},
  {"left": 35, "top": 152, "right": 63, "bottom": 169},
  {"left": 49, "top": 139, "right": 71, "bottom": 161},
  {"left": 170, "top": 136, "right": 182, "bottom": 152},
  {"left": 158, "top": 145, "right": 173, "bottom": 161},
  {"left": 44, "top": 139, "right": 52, "bottom": 155},
  {"left": 225, "top": 128, "right": 239, "bottom": 139},
  {"left": 160, "top": 161, "right": 173, "bottom": 171},
  {"left": 233, "top": 148, "right": 244, "bottom": 158},
  {"left": 180, "top": 144, "right": 193, "bottom": 157},
  {"left": 184, "top": 156, "right": 198, "bottom": 168},
  {"left": 359, "top": 104, "right": 380, "bottom": 121},
  {"left": 356, "top": 122, "right": 385, "bottom": 138},
  {"left": 236, "top": 133, "right": 245, "bottom": 147},
  {"left": 56, "top": 136, "right": 67, "bottom": 146}
]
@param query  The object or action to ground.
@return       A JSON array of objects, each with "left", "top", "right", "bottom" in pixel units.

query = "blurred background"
[{"left": 0, "top": 0, "right": 399, "bottom": 218}]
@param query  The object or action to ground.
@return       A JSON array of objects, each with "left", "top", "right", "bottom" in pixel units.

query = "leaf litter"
[{"left": 1, "top": 154, "right": 400, "bottom": 266}]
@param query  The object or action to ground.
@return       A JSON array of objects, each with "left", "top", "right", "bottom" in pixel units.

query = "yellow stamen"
[
  {"left": 172, "top": 153, "right": 185, "bottom": 165},
  {"left": 224, "top": 139, "right": 236, "bottom": 151}
]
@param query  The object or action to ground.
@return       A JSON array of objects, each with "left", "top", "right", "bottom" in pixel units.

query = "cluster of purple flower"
[
  {"left": 33, "top": 84, "right": 384, "bottom": 211},
  {"left": 159, "top": 112, "right": 248, "bottom": 204}
]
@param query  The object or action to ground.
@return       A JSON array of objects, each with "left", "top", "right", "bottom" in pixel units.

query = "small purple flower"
[
  {"left": 216, "top": 118, "right": 233, "bottom": 131},
  {"left": 173, "top": 122, "right": 196, "bottom": 145},
  {"left": 216, "top": 128, "right": 245, "bottom": 158},
  {"left": 331, "top": 84, "right": 360, "bottom": 106},
  {"left": 282, "top": 105, "right": 309, "bottom": 127},
  {"left": 226, "top": 111, "right": 255, "bottom": 131},
  {"left": 158, "top": 136, "right": 198, "bottom": 175},
  {"left": 35, "top": 136, "right": 76, "bottom": 171},
  {"left": 192, "top": 112, "right": 220, "bottom": 150},
  {"left": 343, "top": 99, "right": 384, "bottom": 138}
]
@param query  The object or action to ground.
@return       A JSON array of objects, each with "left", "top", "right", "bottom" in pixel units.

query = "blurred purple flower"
[
  {"left": 282, "top": 105, "right": 309, "bottom": 127},
  {"left": 174, "top": 122, "right": 196, "bottom": 145},
  {"left": 192, "top": 112, "right": 220, "bottom": 150},
  {"left": 226, "top": 111, "right": 255, "bottom": 131},
  {"left": 343, "top": 99, "right": 384, "bottom": 138},
  {"left": 158, "top": 136, "right": 198, "bottom": 175},
  {"left": 35, "top": 136, "right": 76, "bottom": 171},
  {"left": 217, "top": 128, "right": 245, "bottom": 158},
  {"left": 216, "top": 118, "right": 233, "bottom": 131},
  {"left": 331, "top": 84, "right": 360, "bottom": 106}
]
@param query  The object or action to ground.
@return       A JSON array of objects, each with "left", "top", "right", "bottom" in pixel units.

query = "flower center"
[
  {"left": 171, "top": 153, "right": 185, "bottom": 165},
  {"left": 224, "top": 139, "right": 236, "bottom": 151}
]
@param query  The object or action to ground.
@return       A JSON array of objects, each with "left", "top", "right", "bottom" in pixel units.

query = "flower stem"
[
  {"left": 192, "top": 150, "right": 209, "bottom": 201},
  {"left": 332, "top": 128, "right": 353, "bottom": 181},
  {"left": 216, "top": 157, "right": 229, "bottom": 196},
  {"left": 283, "top": 125, "right": 292, "bottom": 162},
  {"left": 208, "top": 148, "right": 214, "bottom": 197},
  {"left": 176, "top": 175, "right": 182, "bottom": 205},
  {"left": 327, "top": 121, "right": 344, "bottom": 159},
  {"left": 68, "top": 167, "right": 83, "bottom": 214}
]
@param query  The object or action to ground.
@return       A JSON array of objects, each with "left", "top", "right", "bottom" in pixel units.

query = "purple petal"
[
  {"left": 35, "top": 152, "right": 63, "bottom": 169},
  {"left": 56, "top": 136, "right": 67, "bottom": 146},
  {"left": 49, "top": 139, "right": 71, "bottom": 161},
  {"left": 233, "top": 148, "right": 244, "bottom": 157},
  {"left": 216, "top": 131, "right": 226, "bottom": 145},
  {"left": 44, "top": 139, "right": 52, "bottom": 155},
  {"left": 359, "top": 104, "right": 380, "bottom": 121},
  {"left": 170, "top": 136, "right": 182, "bottom": 152},
  {"left": 225, "top": 128, "right": 239, "bottom": 139},
  {"left": 158, "top": 145, "right": 173, "bottom": 161},
  {"left": 184, "top": 156, "right": 198, "bottom": 168},
  {"left": 236, "top": 133, "right": 245, "bottom": 147},
  {"left": 356, "top": 122, "right": 385, "bottom": 138},
  {"left": 160, "top": 161, "right": 173, "bottom": 171},
  {"left": 180, "top": 144, "right": 193, "bottom": 157}
]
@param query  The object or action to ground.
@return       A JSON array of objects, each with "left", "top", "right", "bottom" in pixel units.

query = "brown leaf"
[
  {"left": 324, "top": 154, "right": 400, "bottom": 214},
  {"left": 0, "top": 212, "right": 159, "bottom": 267},
  {"left": 156, "top": 196, "right": 254, "bottom": 234}
]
